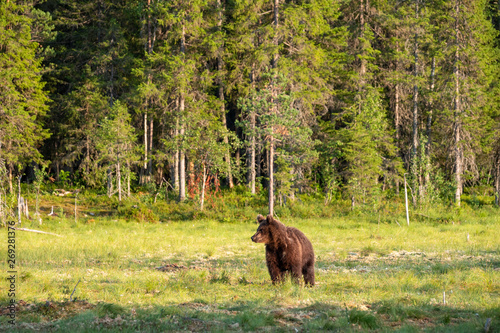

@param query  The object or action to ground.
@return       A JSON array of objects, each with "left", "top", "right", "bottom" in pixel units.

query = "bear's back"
[{"left": 286, "top": 227, "right": 314, "bottom": 258}]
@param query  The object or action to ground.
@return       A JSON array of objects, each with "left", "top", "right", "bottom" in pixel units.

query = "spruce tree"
[
  {"left": 433, "top": 0, "right": 499, "bottom": 206},
  {"left": 0, "top": 1, "right": 50, "bottom": 191}
]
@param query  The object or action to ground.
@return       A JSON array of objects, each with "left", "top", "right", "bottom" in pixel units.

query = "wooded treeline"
[{"left": 2, "top": 0, "right": 500, "bottom": 211}]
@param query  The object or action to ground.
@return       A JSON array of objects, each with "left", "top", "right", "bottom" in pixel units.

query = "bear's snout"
[{"left": 251, "top": 232, "right": 263, "bottom": 243}]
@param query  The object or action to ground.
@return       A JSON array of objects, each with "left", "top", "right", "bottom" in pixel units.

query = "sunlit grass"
[{"left": 0, "top": 208, "right": 498, "bottom": 331}]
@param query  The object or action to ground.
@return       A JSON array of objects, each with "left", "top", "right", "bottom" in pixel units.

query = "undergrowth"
[{"left": 7, "top": 182, "right": 498, "bottom": 226}]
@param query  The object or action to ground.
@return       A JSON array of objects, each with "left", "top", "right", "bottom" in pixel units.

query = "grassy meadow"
[{"left": 0, "top": 192, "right": 499, "bottom": 332}]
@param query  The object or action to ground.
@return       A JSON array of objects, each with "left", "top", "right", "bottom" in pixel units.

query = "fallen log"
[{"left": 13, "top": 227, "right": 62, "bottom": 237}]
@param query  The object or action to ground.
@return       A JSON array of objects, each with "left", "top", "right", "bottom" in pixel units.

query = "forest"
[
  {"left": 1, "top": 2, "right": 500, "bottom": 331},
  {"left": 2, "top": 0, "right": 500, "bottom": 212}
]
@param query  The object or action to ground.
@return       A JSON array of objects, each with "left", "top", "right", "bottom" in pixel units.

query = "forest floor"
[{"left": 0, "top": 195, "right": 498, "bottom": 332}]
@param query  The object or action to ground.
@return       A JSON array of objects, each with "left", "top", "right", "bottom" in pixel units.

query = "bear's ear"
[
  {"left": 256, "top": 214, "right": 266, "bottom": 224},
  {"left": 266, "top": 215, "right": 277, "bottom": 225}
]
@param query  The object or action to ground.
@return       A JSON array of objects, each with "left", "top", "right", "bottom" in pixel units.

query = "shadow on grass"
[
  {"left": 315, "top": 251, "right": 500, "bottom": 276},
  {"left": 1, "top": 298, "right": 498, "bottom": 332}
]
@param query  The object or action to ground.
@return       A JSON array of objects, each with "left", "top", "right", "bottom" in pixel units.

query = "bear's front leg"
[
  {"left": 303, "top": 263, "right": 315, "bottom": 286},
  {"left": 266, "top": 250, "right": 284, "bottom": 284},
  {"left": 290, "top": 266, "right": 302, "bottom": 285}
]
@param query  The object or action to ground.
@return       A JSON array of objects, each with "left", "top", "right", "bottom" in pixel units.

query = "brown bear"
[{"left": 251, "top": 214, "right": 315, "bottom": 286}]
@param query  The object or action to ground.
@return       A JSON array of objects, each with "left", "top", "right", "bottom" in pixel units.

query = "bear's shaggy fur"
[{"left": 251, "top": 214, "right": 315, "bottom": 286}]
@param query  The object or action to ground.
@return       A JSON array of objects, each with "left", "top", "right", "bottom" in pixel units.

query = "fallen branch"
[
  {"left": 484, "top": 318, "right": 492, "bottom": 332},
  {"left": 13, "top": 227, "right": 62, "bottom": 237},
  {"left": 70, "top": 279, "right": 81, "bottom": 301},
  {"left": 182, "top": 316, "right": 225, "bottom": 326}
]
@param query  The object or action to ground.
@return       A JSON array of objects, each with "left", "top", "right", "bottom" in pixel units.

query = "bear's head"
[{"left": 251, "top": 214, "right": 288, "bottom": 247}]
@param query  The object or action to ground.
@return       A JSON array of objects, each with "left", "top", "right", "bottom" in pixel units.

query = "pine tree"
[
  {"left": 433, "top": 0, "right": 499, "bottom": 206},
  {"left": 239, "top": 73, "right": 317, "bottom": 212},
  {"left": 61, "top": 67, "right": 107, "bottom": 187},
  {"left": 229, "top": 0, "right": 342, "bottom": 211},
  {"left": 152, "top": 0, "right": 218, "bottom": 201},
  {"left": 338, "top": 88, "right": 401, "bottom": 203},
  {"left": 0, "top": 1, "right": 50, "bottom": 191},
  {"left": 332, "top": 0, "right": 402, "bottom": 204},
  {"left": 40, "top": 0, "right": 137, "bottom": 183}
]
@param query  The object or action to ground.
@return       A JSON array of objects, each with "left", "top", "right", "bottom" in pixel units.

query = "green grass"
[{"left": 0, "top": 197, "right": 499, "bottom": 332}]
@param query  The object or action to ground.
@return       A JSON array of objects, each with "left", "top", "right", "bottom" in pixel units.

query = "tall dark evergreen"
[{"left": 0, "top": 1, "right": 50, "bottom": 192}]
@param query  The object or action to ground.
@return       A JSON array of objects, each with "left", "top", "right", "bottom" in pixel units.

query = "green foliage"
[
  {"left": 338, "top": 87, "right": 402, "bottom": 203},
  {"left": 238, "top": 72, "right": 319, "bottom": 201},
  {"left": 0, "top": 1, "right": 50, "bottom": 169},
  {"left": 58, "top": 170, "right": 70, "bottom": 184},
  {"left": 116, "top": 202, "right": 159, "bottom": 223},
  {"left": 95, "top": 101, "right": 138, "bottom": 198}
]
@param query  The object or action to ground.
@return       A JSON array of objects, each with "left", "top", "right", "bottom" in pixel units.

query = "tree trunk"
[
  {"left": 179, "top": 103, "right": 186, "bottom": 202},
  {"left": 200, "top": 163, "right": 206, "bottom": 211},
  {"left": 359, "top": 0, "right": 366, "bottom": 87},
  {"left": 8, "top": 165, "right": 13, "bottom": 194},
  {"left": 173, "top": 131, "right": 179, "bottom": 191},
  {"left": 247, "top": 64, "right": 257, "bottom": 194},
  {"left": 220, "top": 91, "right": 233, "bottom": 188},
  {"left": 85, "top": 134, "right": 90, "bottom": 176},
  {"left": 426, "top": 56, "right": 435, "bottom": 155},
  {"left": 17, "top": 176, "right": 21, "bottom": 225},
  {"left": 178, "top": 24, "right": 186, "bottom": 202},
  {"left": 143, "top": 112, "right": 148, "bottom": 185},
  {"left": 269, "top": 136, "right": 275, "bottom": 216},
  {"left": 359, "top": 0, "right": 365, "bottom": 76},
  {"left": 55, "top": 160, "right": 60, "bottom": 182},
  {"left": 107, "top": 166, "right": 113, "bottom": 198},
  {"left": 394, "top": 54, "right": 400, "bottom": 196},
  {"left": 411, "top": 0, "right": 419, "bottom": 205},
  {"left": 172, "top": 98, "right": 180, "bottom": 191},
  {"left": 495, "top": 156, "right": 500, "bottom": 206},
  {"left": 235, "top": 145, "right": 240, "bottom": 183},
  {"left": 272, "top": 0, "right": 279, "bottom": 69},
  {"left": 454, "top": 0, "right": 462, "bottom": 207},
  {"left": 117, "top": 151, "right": 121, "bottom": 202},
  {"left": 127, "top": 158, "right": 131, "bottom": 198},
  {"left": 0, "top": 192, "right": 3, "bottom": 226},
  {"left": 412, "top": 1, "right": 419, "bottom": 160},
  {"left": 141, "top": 0, "right": 153, "bottom": 186},
  {"left": 188, "top": 160, "right": 195, "bottom": 198},
  {"left": 395, "top": 43, "right": 400, "bottom": 145},
  {"left": 256, "top": 136, "right": 262, "bottom": 181},
  {"left": 250, "top": 109, "right": 256, "bottom": 195},
  {"left": 424, "top": 56, "right": 436, "bottom": 190},
  {"left": 268, "top": 0, "right": 279, "bottom": 216},
  {"left": 148, "top": 117, "right": 153, "bottom": 182},
  {"left": 109, "top": 38, "right": 115, "bottom": 107},
  {"left": 217, "top": 0, "right": 233, "bottom": 189},
  {"left": 147, "top": 0, "right": 152, "bottom": 53}
]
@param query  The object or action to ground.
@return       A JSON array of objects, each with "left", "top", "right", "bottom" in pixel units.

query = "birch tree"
[{"left": 96, "top": 101, "right": 137, "bottom": 201}]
